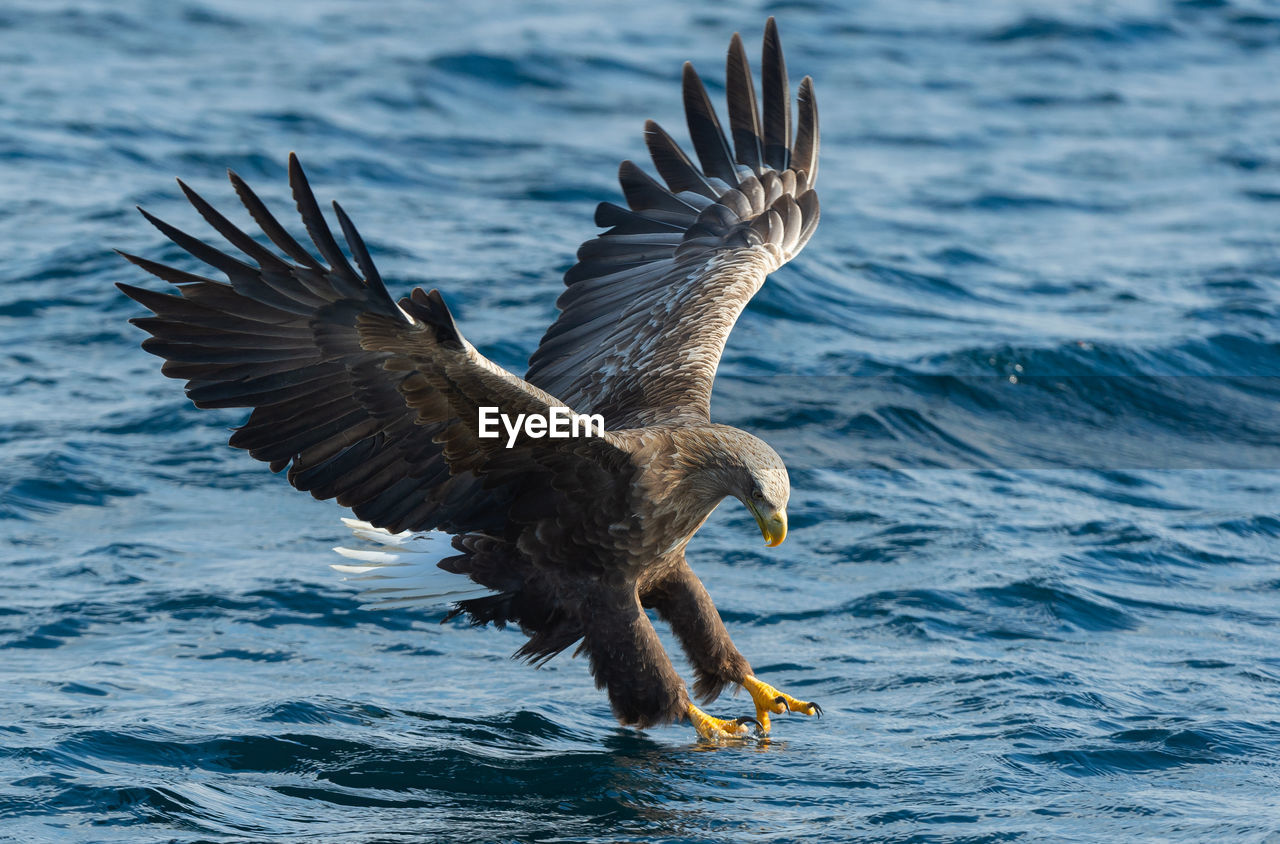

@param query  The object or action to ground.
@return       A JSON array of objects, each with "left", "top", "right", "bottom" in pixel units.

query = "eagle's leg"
[
  {"left": 644, "top": 563, "right": 820, "bottom": 733},
  {"left": 580, "top": 587, "right": 691, "bottom": 729}
]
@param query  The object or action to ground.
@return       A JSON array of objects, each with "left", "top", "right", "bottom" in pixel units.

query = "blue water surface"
[{"left": 2, "top": 0, "right": 1280, "bottom": 841}]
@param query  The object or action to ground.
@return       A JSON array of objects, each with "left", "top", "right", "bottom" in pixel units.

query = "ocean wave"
[{"left": 3, "top": 0, "right": 1280, "bottom": 840}]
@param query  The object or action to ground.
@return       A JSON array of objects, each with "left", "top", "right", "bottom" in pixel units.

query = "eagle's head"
[
  {"left": 667, "top": 424, "right": 791, "bottom": 547},
  {"left": 726, "top": 431, "right": 790, "bottom": 548}
]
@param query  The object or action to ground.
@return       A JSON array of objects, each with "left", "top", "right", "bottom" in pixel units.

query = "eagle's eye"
[{"left": 751, "top": 488, "right": 765, "bottom": 502}]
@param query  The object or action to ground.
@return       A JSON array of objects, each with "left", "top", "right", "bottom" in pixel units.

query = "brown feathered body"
[{"left": 118, "top": 20, "right": 819, "bottom": 728}]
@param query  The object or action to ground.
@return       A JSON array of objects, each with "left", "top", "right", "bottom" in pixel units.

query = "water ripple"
[{"left": 2, "top": 0, "right": 1280, "bottom": 841}]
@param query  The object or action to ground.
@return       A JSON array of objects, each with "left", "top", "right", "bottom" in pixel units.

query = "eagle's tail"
[{"left": 331, "top": 518, "right": 493, "bottom": 609}]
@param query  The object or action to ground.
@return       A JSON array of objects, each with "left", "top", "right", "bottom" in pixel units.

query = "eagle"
[{"left": 119, "top": 18, "right": 821, "bottom": 740}]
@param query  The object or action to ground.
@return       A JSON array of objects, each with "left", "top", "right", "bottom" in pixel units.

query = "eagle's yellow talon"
[
  {"left": 687, "top": 703, "right": 757, "bottom": 741},
  {"left": 743, "top": 675, "right": 820, "bottom": 732}
]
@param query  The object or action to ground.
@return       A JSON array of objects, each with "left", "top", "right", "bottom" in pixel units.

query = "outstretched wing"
[
  {"left": 120, "top": 155, "right": 632, "bottom": 535},
  {"left": 524, "top": 18, "right": 819, "bottom": 428}
]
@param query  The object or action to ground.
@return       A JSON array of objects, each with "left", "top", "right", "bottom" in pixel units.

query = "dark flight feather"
[
  {"left": 177, "top": 178, "right": 292, "bottom": 273},
  {"left": 286, "top": 153, "right": 364, "bottom": 295},
  {"left": 331, "top": 200, "right": 391, "bottom": 304},
  {"left": 682, "top": 62, "right": 738, "bottom": 186},
  {"left": 645, "top": 121, "right": 720, "bottom": 199},
  {"left": 725, "top": 33, "right": 763, "bottom": 173},
  {"left": 793, "top": 76, "right": 819, "bottom": 184},
  {"left": 227, "top": 169, "right": 326, "bottom": 271},
  {"left": 761, "top": 17, "right": 791, "bottom": 171}
]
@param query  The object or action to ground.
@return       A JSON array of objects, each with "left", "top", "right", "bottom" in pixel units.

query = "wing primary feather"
[
  {"left": 331, "top": 200, "right": 396, "bottom": 310},
  {"left": 681, "top": 62, "right": 738, "bottom": 186},
  {"left": 176, "top": 179, "right": 291, "bottom": 272},
  {"left": 617, "top": 160, "right": 699, "bottom": 216},
  {"left": 793, "top": 75, "right": 819, "bottom": 185},
  {"left": 117, "top": 277, "right": 307, "bottom": 330},
  {"left": 644, "top": 121, "right": 719, "bottom": 199},
  {"left": 725, "top": 32, "right": 763, "bottom": 173},
  {"left": 123, "top": 229, "right": 328, "bottom": 316},
  {"left": 287, "top": 153, "right": 361, "bottom": 284},
  {"left": 135, "top": 208, "right": 262, "bottom": 282},
  {"left": 761, "top": 17, "right": 791, "bottom": 171},
  {"left": 116, "top": 253, "right": 226, "bottom": 290},
  {"left": 227, "top": 169, "right": 326, "bottom": 271}
]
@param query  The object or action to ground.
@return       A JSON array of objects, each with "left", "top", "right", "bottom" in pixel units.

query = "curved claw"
[
  {"left": 743, "top": 675, "right": 822, "bottom": 732},
  {"left": 688, "top": 703, "right": 757, "bottom": 741}
]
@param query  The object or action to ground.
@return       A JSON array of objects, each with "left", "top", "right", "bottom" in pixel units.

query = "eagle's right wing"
[{"left": 120, "top": 155, "right": 630, "bottom": 535}]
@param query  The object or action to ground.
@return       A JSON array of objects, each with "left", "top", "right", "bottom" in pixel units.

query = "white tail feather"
[
  {"left": 332, "top": 547, "right": 408, "bottom": 564},
  {"left": 331, "top": 519, "right": 493, "bottom": 609}
]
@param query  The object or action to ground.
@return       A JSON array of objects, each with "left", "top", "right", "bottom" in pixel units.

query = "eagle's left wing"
[{"left": 524, "top": 18, "right": 819, "bottom": 428}]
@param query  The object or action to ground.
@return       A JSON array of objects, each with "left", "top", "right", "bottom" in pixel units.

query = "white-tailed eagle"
[{"left": 120, "top": 18, "right": 821, "bottom": 740}]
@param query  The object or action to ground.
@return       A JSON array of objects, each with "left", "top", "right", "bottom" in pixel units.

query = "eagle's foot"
[
  {"left": 743, "top": 674, "right": 821, "bottom": 732},
  {"left": 687, "top": 703, "right": 759, "bottom": 741}
]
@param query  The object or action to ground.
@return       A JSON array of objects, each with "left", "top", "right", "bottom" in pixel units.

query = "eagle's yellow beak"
[{"left": 748, "top": 501, "right": 787, "bottom": 547}]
